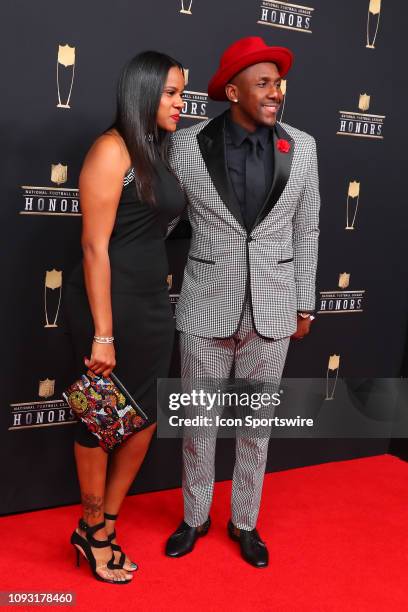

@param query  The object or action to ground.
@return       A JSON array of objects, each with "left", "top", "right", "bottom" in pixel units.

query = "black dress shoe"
[
  {"left": 227, "top": 520, "right": 269, "bottom": 568},
  {"left": 165, "top": 517, "right": 211, "bottom": 558}
]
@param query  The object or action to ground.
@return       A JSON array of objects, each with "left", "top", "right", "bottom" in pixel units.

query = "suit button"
[{"left": 247, "top": 236, "right": 253, "bottom": 243}]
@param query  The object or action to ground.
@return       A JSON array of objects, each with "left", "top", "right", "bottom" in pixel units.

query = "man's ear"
[{"left": 225, "top": 83, "right": 239, "bottom": 103}]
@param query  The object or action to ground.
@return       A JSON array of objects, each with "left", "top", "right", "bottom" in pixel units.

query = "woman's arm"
[{"left": 79, "top": 133, "right": 129, "bottom": 377}]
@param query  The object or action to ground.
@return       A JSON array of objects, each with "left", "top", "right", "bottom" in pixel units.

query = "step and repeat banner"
[{"left": 1, "top": 0, "right": 407, "bottom": 514}]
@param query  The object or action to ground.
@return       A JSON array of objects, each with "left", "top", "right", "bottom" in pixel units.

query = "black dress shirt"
[{"left": 225, "top": 112, "right": 274, "bottom": 229}]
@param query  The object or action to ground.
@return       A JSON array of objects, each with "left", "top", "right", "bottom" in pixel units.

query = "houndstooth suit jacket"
[{"left": 168, "top": 111, "right": 320, "bottom": 340}]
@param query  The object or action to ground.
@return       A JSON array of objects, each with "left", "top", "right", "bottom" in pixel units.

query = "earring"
[{"left": 233, "top": 99, "right": 238, "bottom": 103}]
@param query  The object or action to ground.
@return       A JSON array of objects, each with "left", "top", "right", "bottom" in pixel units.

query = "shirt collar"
[{"left": 225, "top": 111, "right": 272, "bottom": 149}]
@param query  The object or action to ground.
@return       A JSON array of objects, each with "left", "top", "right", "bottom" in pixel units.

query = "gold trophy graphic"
[
  {"left": 346, "top": 181, "right": 360, "bottom": 230},
  {"left": 51, "top": 163, "right": 67, "bottom": 186},
  {"left": 366, "top": 0, "right": 382, "bottom": 49},
  {"left": 183, "top": 68, "right": 189, "bottom": 86},
  {"left": 277, "top": 79, "right": 287, "bottom": 122},
  {"left": 44, "top": 269, "right": 63, "bottom": 328},
  {"left": 180, "top": 0, "right": 193, "bottom": 14},
  {"left": 39, "top": 378, "right": 55, "bottom": 399},
  {"left": 358, "top": 93, "right": 371, "bottom": 112},
  {"left": 57, "top": 44, "right": 76, "bottom": 108},
  {"left": 326, "top": 354, "right": 340, "bottom": 401}
]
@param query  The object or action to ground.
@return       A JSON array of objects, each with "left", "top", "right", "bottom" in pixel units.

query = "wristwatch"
[{"left": 298, "top": 312, "right": 315, "bottom": 320}]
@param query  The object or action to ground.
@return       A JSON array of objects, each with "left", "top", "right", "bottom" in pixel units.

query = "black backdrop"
[{"left": 1, "top": 0, "right": 407, "bottom": 515}]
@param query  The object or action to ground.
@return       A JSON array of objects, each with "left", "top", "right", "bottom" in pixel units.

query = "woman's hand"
[{"left": 85, "top": 342, "right": 116, "bottom": 378}]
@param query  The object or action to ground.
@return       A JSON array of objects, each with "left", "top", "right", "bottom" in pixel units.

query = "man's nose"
[{"left": 267, "top": 85, "right": 280, "bottom": 98}]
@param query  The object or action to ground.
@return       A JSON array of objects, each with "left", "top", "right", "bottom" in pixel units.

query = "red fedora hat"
[{"left": 208, "top": 36, "right": 293, "bottom": 101}]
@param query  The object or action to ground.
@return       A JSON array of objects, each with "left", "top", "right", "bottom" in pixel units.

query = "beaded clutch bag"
[{"left": 62, "top": 371, "right": 148, "bottom": 452}]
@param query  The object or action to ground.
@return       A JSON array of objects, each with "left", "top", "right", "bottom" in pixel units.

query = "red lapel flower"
[{"left": 277, "top": 139, "right": 291, "bottom": 153}]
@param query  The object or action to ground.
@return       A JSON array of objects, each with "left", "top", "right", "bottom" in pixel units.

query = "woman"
[{"left": 65, "top": 51, "right": 185, "bottom": 584}]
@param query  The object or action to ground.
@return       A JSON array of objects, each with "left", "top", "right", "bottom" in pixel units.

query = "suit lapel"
[
  {"left": 254, "top": 122, "right": 295, "bottom": 227},
  {"left": 197, "top": 112, "right": 245, "bottom": 228}
]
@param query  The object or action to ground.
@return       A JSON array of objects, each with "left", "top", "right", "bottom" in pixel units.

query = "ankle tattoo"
[{"left": 82, "top": 493, "right": 103, "bottom": 522}]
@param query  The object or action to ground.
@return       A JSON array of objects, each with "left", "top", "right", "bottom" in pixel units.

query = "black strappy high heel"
[
  {"left": 104, "top": 512, "right": 138, "bottom": 572},
  {"left": 71, "top": 518, "right": 132, "bottom": 584}
]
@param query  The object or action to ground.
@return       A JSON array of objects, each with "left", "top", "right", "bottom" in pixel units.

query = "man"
[{"left": 165, "top": 36, "right": 320, "bottom": 567}]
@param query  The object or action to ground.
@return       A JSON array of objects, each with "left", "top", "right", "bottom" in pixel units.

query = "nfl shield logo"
[
  {"left": 338, "top": 273, "right": 350, "bottom": 289},
  {"left": 328, "top": 355, "right": 340, "bottom": 371},
  {"left": 358, "top": 94, "right": 370, "bottom": 112},
  {"left": 39, "top": 379, "right": 55, "bottom": 398},
  {"left": 45, "top": 269, "right": 63, "bottom": 290},
  {"left": 51, "top": 164, "right": 67, "bottom": 185},
  {"left": 348, "top": 181, "right": 360, "bottom": 198},
  {"left": 58, "top": 44, "right": 76, "bottom": 67}
]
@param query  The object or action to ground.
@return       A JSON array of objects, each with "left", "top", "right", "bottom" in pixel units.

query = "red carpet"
[{"left": 1, "top": 455, "right": 407, "bottom": 611}]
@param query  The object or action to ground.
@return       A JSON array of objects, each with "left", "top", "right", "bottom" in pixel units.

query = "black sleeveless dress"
[{"left": 65, "top": 158, "right": 185, "bottom": 447}]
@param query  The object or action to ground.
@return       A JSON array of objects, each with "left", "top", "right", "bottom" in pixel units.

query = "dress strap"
[{"left": 123, "top": 167, "right": 135, "bottom": 187}]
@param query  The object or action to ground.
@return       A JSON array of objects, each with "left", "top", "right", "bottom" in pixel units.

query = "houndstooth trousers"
[{"left": 180, "top": 299, "right": 290, "bottom": 531}]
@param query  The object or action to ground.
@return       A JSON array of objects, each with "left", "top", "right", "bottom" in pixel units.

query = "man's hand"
[{"left": 291, "top": 314, "right": 314, "bottom": 340}]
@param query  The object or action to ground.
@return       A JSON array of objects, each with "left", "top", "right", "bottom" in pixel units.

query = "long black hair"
[{"left": 113, "top": 51, "right": 183, "bottom": 204}]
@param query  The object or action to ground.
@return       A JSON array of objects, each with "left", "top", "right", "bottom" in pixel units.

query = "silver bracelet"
[{"left": 93, "top": 335, "right": 114, "bottom": 344}]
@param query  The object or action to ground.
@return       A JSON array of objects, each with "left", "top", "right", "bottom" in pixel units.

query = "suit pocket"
[
  {"left": 188, "top": 255, "right": 215, "bottom": 265},
  {"left": 278, "top": 257, "right": 294, "bottom": 264},
  {"left": 186, "top": 255, "right": 216, "bottom": 285}
]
